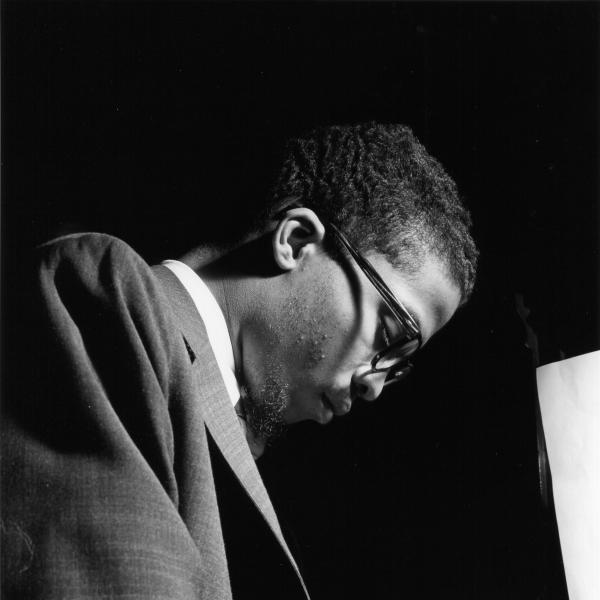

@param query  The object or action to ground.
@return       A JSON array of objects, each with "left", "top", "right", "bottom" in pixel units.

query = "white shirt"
[{"left": 161, "top": 260, "right": 241, "bottom": 407}]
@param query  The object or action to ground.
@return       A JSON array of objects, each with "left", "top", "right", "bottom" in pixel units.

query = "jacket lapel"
[{"left": 152, "top": 265, "right": 308, "bottom": 598}]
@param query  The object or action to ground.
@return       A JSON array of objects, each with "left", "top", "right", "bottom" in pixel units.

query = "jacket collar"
[{"left": 151, "top": 264, "right": 309, "bottom": 598}]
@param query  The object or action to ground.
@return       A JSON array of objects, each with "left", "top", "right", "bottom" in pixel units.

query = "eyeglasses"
[{"left": 328, "top": 223, "right": 423, "bottom": 387}]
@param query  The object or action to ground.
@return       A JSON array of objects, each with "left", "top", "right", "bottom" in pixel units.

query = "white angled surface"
[{"left": 536, "top": 350, "right": 600, "bottom": 600}]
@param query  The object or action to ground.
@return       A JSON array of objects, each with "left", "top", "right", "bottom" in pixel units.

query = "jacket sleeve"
[{"left": 2, "top": 233, "right": 215, "bottom": 599}]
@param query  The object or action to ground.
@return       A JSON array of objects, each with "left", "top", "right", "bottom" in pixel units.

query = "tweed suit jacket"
[{"left": 1, "top": 233, "right": 309, "bottom": 599}]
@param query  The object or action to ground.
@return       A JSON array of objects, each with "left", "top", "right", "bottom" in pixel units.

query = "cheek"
[
  {"left": 288, "top": 312, "right": 368, "bottom": 379},
  {"left": 278, "top": 293, "right": 339, "bottom": 371},
  {"left": 296, "top": 331, "right": 332, "bottom": 369},
  {"left": 278, "top": 274, "right": 377, "bottom": 383},
  {"left": 306, "top": 313, "right": 378, "bottom": 381}
]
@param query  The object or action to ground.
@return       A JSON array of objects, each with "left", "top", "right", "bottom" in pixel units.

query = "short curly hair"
[{"left": 265, "top": 122, "right": 478, "bottom": 302}]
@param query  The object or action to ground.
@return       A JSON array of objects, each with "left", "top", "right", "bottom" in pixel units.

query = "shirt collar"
[{"left": 161, "top": 259, "right": 240, "bottom": 406}]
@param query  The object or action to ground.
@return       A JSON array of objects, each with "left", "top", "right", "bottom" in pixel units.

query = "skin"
[{"left": 191, "top": 208, "right": 462, "bottom": 431}]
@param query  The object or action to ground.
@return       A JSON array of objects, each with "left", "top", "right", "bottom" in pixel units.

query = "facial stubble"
[
  {"left": 239, "top": 358, "right": 289, "bottom": 446},
  {"left": 240, "top": 287, "right": 333, "bottom": 444}
]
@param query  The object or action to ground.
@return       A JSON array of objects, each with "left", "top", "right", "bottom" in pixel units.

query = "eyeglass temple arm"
[{"left": 327, "top": 222, "right": 421, "bottom": 339}]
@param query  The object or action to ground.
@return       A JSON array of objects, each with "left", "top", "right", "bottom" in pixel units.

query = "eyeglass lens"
[{"left": 376, "top": 337, "right": 420, "bottom": 371}]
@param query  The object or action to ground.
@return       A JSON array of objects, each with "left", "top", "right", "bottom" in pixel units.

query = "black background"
[{"left": 3, "top": 2, "right": 598, "bottom": 599}]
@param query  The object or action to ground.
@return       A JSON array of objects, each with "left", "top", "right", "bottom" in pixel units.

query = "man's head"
[
  {"left": 205, "top": 123, "right": 477, "bottom": 442},
  {"left": 263, "top": 122, "right": 477, "bottom": 302}
]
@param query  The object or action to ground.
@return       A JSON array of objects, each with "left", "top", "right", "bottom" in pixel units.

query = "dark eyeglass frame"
[{"left": 328, "top": 222, "right": 423, "bottom": 385}]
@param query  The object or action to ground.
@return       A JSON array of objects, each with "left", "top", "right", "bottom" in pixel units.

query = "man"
[{"left": 2, "top": 123, "right": 478, "bottom": 598}]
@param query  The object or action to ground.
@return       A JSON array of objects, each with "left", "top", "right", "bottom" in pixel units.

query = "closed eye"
[{"left": 379, "top": 317, "right": 392, "bottom": 348}]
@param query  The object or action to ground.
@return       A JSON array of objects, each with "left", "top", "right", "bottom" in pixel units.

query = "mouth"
[
  {"left": 319, "top": 394, "right": 336, "bottom": 423},
  {"left": 322, "top": 394, "right": 351, "bottom": 418}
]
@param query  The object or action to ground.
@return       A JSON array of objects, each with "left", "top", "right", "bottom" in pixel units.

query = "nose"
[{"left": 351, "top": 365, "right": 387, "bottom": 402}]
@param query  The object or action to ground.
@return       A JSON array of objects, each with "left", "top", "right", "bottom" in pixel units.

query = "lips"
[
  {"left": 321, "top": 394, "right": 335, "bottom": 413},
  {"left": 322, "top": 394, "right": 351, "bottom": 417}
]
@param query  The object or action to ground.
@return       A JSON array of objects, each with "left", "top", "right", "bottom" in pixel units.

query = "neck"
[
  {"left": 177, "top": 233, "right": 282, "bottom": 380},
  {"left": 204, "top": 274, "right": 245, "bottom": 374},
  {"left": 178, "top": 252, "right": 253, "bottom": 381}
]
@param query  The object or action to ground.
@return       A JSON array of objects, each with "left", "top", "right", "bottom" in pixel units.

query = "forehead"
[{"left": 367, "top": 252, "right": 462, "bottom": 344}]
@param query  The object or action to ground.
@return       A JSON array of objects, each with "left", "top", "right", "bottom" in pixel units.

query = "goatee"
[{"left": 238, "top": 375, "right": 288, "bottom": 448}]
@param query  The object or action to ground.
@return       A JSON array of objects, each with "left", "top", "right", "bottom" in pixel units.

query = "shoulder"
[
  {"left": 35, "top": 232, "right": 157, "bottom": 288},
  {"left": 32, "top": 232, "right": 170, "bottom": 319},
  {"left": 30, "top": 233, "right": 186, "bottom": 375},
  {"left": 36, "top": 232, "right": 146, "bottom": 271}
]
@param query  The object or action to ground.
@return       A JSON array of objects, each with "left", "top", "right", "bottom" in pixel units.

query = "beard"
[{"left": 238, "top": 368, "right": 289, "bottom": 447}]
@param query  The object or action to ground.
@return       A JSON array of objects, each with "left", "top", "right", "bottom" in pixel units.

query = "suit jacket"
[{"left": 1, "top": 233, "right": 309, "bottom": 599}]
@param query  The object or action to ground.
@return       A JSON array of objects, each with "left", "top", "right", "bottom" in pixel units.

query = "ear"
[{"left": 272, "top": 208, "right": 326, "bottom": 270}]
